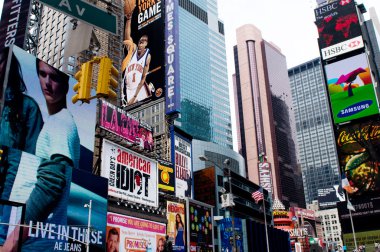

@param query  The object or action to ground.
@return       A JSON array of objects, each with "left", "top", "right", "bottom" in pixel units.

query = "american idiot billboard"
[
  {"left": 0, "top": 45, "right": 97, "bottom": 172},
  {"left": 99, "top": 99, "right": 154, "bottom": 152},
  {"left": 121, "top": 0, "right": 165, "bottom": 109},
  {"left": 107, "top": 212, "right": 166, "bottom": 252},
  {"left": 314, "top": 0, "right": 362, "bottom": 50},
  {"left": 324, "top": 53, "right": 380, "bottom": 124},
  {"left": 335, "top": 120, "right": 380, "bottom": 197},
  {"left": 0, "top": 149, "right": 108, "bottom": 251},
  {"left": 101, "top": 139, "right": 158, "bottom": 207}
]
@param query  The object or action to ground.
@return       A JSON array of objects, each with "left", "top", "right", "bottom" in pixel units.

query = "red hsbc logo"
[
  {"left": 340, "top": 0, "right": 351, "bottom": 6},
  {"left": 348, "top": 40, "right": 361, "bottom": 48}
]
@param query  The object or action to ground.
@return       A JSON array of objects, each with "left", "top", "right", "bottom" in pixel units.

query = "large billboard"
[
  {"left": 0, "top": 45, "right": 97, "bottom": 172},
  {"left": 188, "top": 200, "right": 214, "bottom": 252},
  {"left": 317, "top": 185, "right": 345, "bottom": 208},
  {"left": 107, "top": 212, "right": 166, "bottom": 252},
  {"left": 167, "top": 201, "right": 186, "bottom": 252},
  {"left": 158, "top": 159, "right": 175, "bottom": 195},
  {"left": 0, "top": 149, "right": 108, "bottom": 251},
  {"left": 324, "top": 53, "right": 380, "bottom": 124},
  {"left": 0, "top": 0, "right": 31, "bottom": 48},
  {"left": 335, "top": 120, "right": 380, "bottom": 197},
  {"left": 121, "top": 0, "right": 165, "bottom": 109},
  {"left": 172, "top": 131, "right": 193, "bottom": 198},
  {"left": 165, "top": 0, "right": 181, "bottom": 114},
  {"left": 343, "top": 230, "right": 380, "bottom": 252},
  {"left": 220, "top": 217, "right": 244, "bottom": 252},
  {"left": 101, "top": 139, "right": 158, "bottom": 207},
  {"left": 99, "top": 99, "right": 153, "bottom": 151},
  {"left": 315, "top": 0, "right": 362, "bottom": 49}
]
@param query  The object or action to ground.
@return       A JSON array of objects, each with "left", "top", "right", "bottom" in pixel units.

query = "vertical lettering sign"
[
  {"left": 173, "top": 133, "right": 192, "bottom": 198},
  {"left": 165, "top": 0, "right": 181, "bottom": 114},
  {"left": 101, "top": 139, "right": 158, "bottom": 207},
  {"left": 0, "top": 0, "right": 31, "bottom": 48},
  {"left": 258, "top": 162, "right": 273, "bottom": 197}
]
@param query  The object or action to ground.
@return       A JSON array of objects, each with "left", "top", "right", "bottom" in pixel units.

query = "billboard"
[
  {"left": 0, "top": 200, "right": 25, "bottom": 252},
  {"left": 121, "top": 0, "right": 165, "bottom": 109},
  {"left": 167, "top": 201, "right": 186, "bottom": 252},
  {"left": 324, "top": 53, "right": 380, "bottom": 124},
  {"left": 335, "top": 121, "right": 380, "bottom": 196},
  {"left": 258, "top": 162, "right": 273, "bottom": 197},
  {"left": 320, "top": 35, "right": 364, "bottom": 60},
  {"left": 158, "top": 159, "right": 175, "bottom": 194},
  {"left": 165, "top": 0, "right": 181, "bottom": 114},
  {"left": 101, "top": 139, "right": 158, "bottom": 207},
  {"left": 0, "top": 148, "right": 108, "bottom": 251},
  {"left": 193, "top": 167, "right": 216, "bottom": 206},
  {"left": 99, "top": 99, "right": 153, "bottom": 151},
  {"left": 317, "top": 185, "right": 345, "bottom": 208},
  {"left": 172, "top": 131, "right": 193, "bottom": 198},
  {"left": 0, "top": 0, "right": 31, "bottom": 48},
  {"left": 315, "top": 0, "right": 362, "bottom": 49},
  {"left": 220, "top": 217, "right": 244, "bottom": 252},
  {"left": 107, "top": 212, "right": 166, "bottom": 252},
  {"left": 343, "top": 230, "right": 380, "bottom": 252},
  {"left": 188, "top": 200, "right": 214, "bottom": 252}
]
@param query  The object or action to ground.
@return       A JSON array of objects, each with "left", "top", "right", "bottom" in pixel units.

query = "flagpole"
[
  {"left": 262, "top": 197, "right": 270, "bottom": 252},
  {"left": 346, "top": 191, "right": 358, "bottom": 251}
]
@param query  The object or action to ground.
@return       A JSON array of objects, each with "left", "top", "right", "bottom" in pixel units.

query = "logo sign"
[
  {"left": 165, "top": 0, "right": 181, "bottom": 114},
  {"left": 172, "top": 132, "right": 192, "bottom": 198},
  {"left": 258, "top": 162, "right": 273, "bottom": 196},
  {"left": 99, "top": 99, "right": 153, "bottom": 151},
  {"left": 288, "top": 228, "right": 309, "bottom": 238},
  {"left": 107, "top": 213, "right": 166, "bottom": 252},
  {"left": 121, "top": 0, "right": 165, "bottom": 109},
  {"left": 0, "top": 0, "right": 31, "bottom": 48},
  {"left": 158, "top": 159, "right": 175, "bottom": 194},
  {"left": 101, "top": 139, "right": 158, "bottom": 207},
  {"left": 38, "top": 0, "right": 117, "bottom": 34},
  {"left": 321, "top": 36, "right": 364, "bottom": 60},
  {"left": 167, "top": 201, "right": 186, "bottom": 252},
  {"left": 324, "top": 53, "right": 380, "bottom": 124}
]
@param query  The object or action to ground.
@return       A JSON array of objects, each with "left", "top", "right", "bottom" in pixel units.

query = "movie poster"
[
  {"left": 107, "top": 212, "right": 166, "bottom": 252},
  {"left": 101, "top": 139, "right": 158, "bottom": 207},
  {"left": 121, "top": 0, "right": 165, "bottom": 109},
  {"left": 173, "top": 132, "right": 192, "bottom": 198},
  {"left": 167, "top": 201, "right": 186, "bottom": 252}
]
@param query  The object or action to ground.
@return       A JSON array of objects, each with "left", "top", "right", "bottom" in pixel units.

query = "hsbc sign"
[{"left": 321, "top": 36, "right": 364, "bottom": 60}]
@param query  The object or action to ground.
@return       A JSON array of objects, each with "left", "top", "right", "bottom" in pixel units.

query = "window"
[{"left": 154, "top": 125, "right": 159, "bottom": 133}]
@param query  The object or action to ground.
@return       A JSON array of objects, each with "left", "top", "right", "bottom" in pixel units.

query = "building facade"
[
  {"left": 318, "top": 208, "right": 343, "bottom": 250},
  {"left": 288, "top": 59, "right": 340, "bottom": 204},
  {"left": 233, "top": 24, "right": 304, "bottom": 208}
]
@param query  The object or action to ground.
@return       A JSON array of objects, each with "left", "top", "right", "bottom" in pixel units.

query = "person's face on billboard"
[
  {"left": 38, "top": 61, "right": 66, "bottom": 106},
  {"left": 137, "top": 36, "right": 148, "bottom": 53},
  {"left": 157, "top": 239, "right": 165, "bottom": 252},
  {"left": 107, "top": 233, "right": 119, "bottom": 252}
]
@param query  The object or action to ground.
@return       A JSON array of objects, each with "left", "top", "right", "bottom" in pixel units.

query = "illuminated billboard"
[
  {"left": 167, "top": 201, "right": 186, "bottom": 252},
  {"left": 335, "top": 120, "right": 380, "bottom": 196},
  {"left": 158, "top": 159, "right": 175, "bottom": 194},
  {"left": 317, "top": 185, "right": 345, "bottom": 208},
  {"left": 101, "top": 139, "right": 158, "bottom": 207},
  {"left": 0, "top": 45, "right": 97, "bottom": 172},
  {"left": 320, "top": 35, "right": 364, "bottom": 60},
  {"left": 172, "top": 130, "right": 193, "bottom": 198},
  {"left": 121, "top": 0, "right": 165, "bottom": 109},
  {"left": 99, "top": 99, "right": 153, "bottom": 151},
  {"left": 324, "top": 53, "right": 380, "bottom": 124},
  {"left": 315, "top": 0, "right": 362, "bottom": 49},
  {"left": 188, "top": 200, "right": 214, "bottom": 252},
  {"left": 107, "top": 212, "right": 166, "bottom": 252},
  {"left": 0, "top": 148, "right": 108, "bottom": 251}
]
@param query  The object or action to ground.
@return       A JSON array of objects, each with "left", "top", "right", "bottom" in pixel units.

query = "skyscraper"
[
  {"left": 288, "top": 58, "right": 340, "bottom": 204},
  {"left": 233, "top": 24, "right": 305, "bottom": 208}
]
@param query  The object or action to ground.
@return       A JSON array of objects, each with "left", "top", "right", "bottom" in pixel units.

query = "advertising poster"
[
  {"left": 317, "top": 185, "right": 345, "bottom": 208},
  {"left": 0, "top": 147, "right": 108, "bottom": 251},
  {"left": 315, "top": 0, "right": 362, "bottom": 49},
  {"left": 220, "top": 217, "right": 244, "bottom": 252},
  {"left": 343, "top": 230, "right": 380, "bottom": 251},
  {"left": 101, "top": 139, "right": 158, "bottom": 207},
  {"left": 0, "top": 45, "right": 97, "bottom": 172},
  {"left": 158, "top": 159, "right": 175, "bottom": 195},
  {"left": 188, "top": 200, "right": 213, "bottom": 252},
  {"left": 172, "top": 132, "right": 193, "bottom": 198},
  {"left": 165, "top": 0, "right": 181, "bottom": 114},
  {"left": 0, "top": 0, "right": 31, "bottom": 48},
  {"left": 335, "top": 120, "right": 380, "bottom": 196},
  {"left": 107, "top": 212, "right": 166, "bottom": 252},
  {"left": 324, "top": 53, "right": 380, "bottom": 124},
  {"left": 99, "top": 99, "right": 153, "bottom": 151},
  {"left": 167, "top": 201, "right": 186, "bottom": 252},
  {"left": 121, "top": 0, "right": 165, "bottom": 109}
]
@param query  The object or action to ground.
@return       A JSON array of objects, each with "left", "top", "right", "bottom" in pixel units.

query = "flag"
[
  {"left": 341, "top": 172, "right": 357, "bottom": 194},
  {"left": 252, "top": 187, "right": 264, "bottom": 203},
  {"left": 347, "top": 199, "right": 356, "bottom": 211}
]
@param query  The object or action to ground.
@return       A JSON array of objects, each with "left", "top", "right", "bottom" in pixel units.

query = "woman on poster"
[{"left": 175, "top": 214, "right": 185, "bottom": 249}]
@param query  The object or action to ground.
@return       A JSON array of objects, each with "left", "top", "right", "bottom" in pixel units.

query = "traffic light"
[
  {"left": 96, "top": 57, "right": 119, "bottom": 99},
  {"left": 72, "top": 61, "right": 93, "bottom": 104}
]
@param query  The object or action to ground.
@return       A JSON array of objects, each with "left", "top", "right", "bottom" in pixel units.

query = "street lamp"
[{"left": 199, "top": 155, "right": 237, "bottom": 252}]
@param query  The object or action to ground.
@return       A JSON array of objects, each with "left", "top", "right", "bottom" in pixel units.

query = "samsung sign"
[{"left": 321, "top": 36, "right": 364, "bottom": 60}]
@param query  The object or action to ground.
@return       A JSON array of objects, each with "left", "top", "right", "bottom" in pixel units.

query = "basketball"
[{"left": 124, "top": 0, "right": 136, "bottom": 16}]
